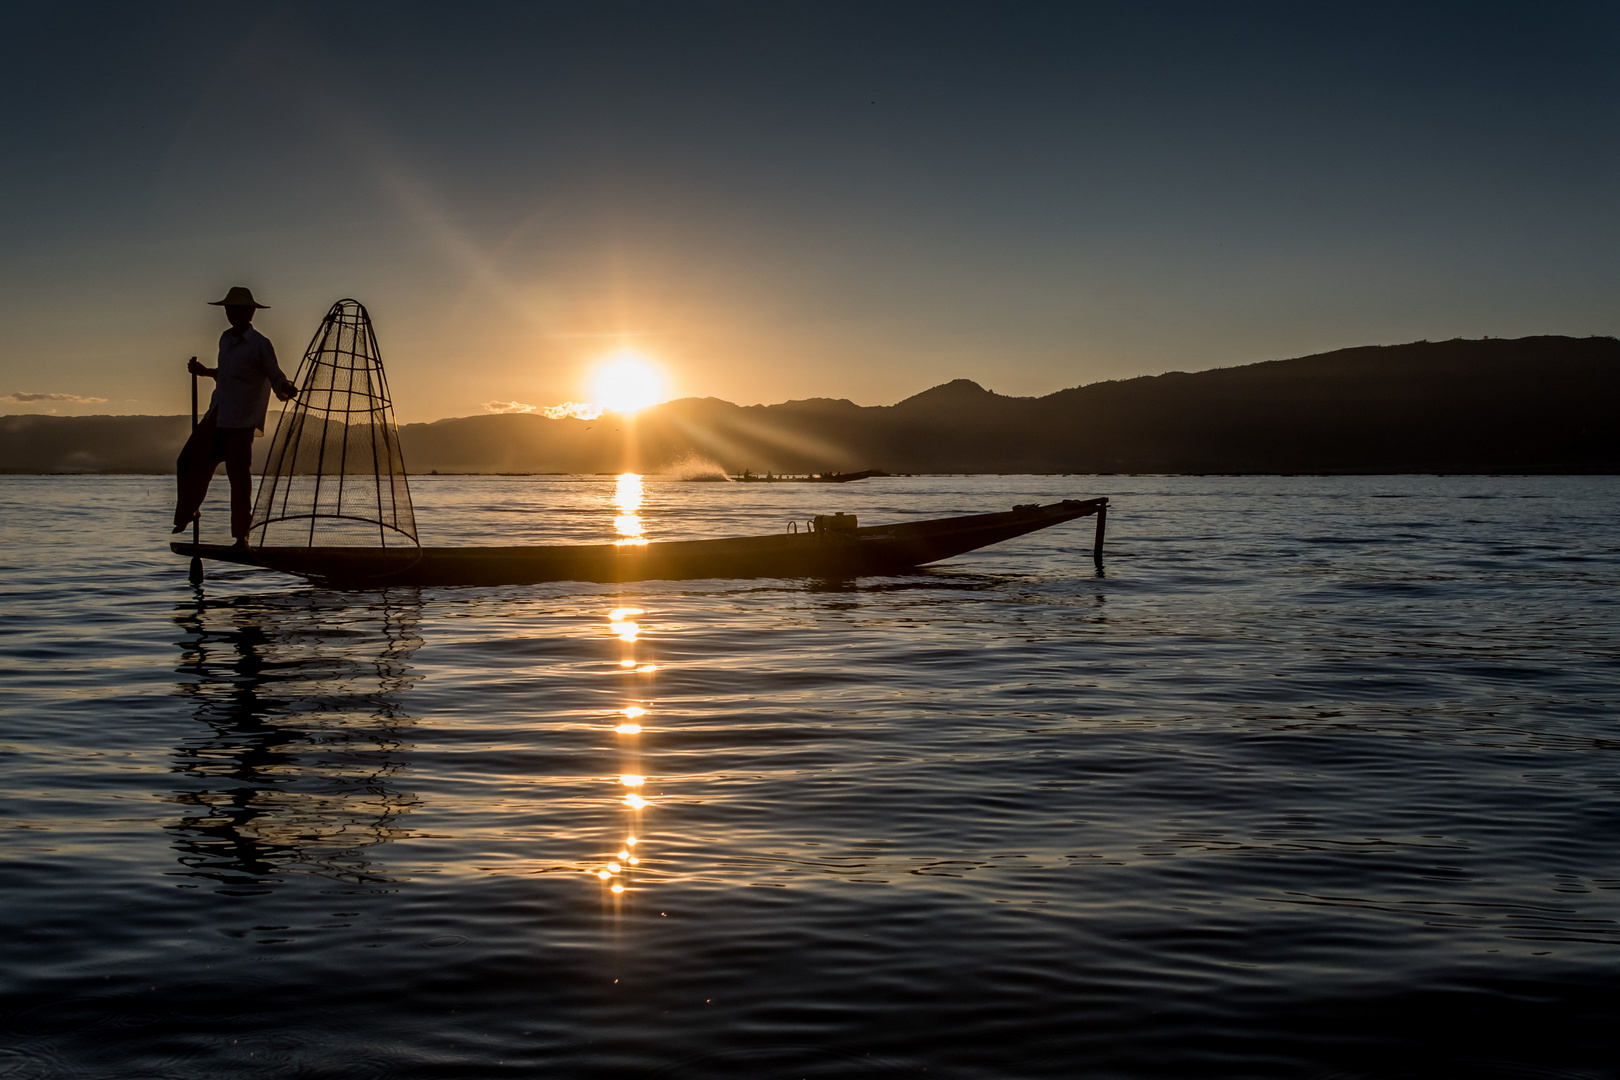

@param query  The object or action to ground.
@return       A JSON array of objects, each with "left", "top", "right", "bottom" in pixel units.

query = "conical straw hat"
[{"left": 208, "top": 286, "right": 270, "bottom": 309}]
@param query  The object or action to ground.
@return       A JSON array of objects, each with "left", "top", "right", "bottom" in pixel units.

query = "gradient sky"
[{"left": 3, "top": 1, "right": 1619, "bottom": 420}]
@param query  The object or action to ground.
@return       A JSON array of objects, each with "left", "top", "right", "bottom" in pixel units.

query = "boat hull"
[{"left": 172, "top": 498, "right": 1106, "bottom": 587}]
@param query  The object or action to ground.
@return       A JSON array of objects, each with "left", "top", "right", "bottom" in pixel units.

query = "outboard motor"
[{"left": 812, "top": 513, "right": 858, "bottom": 535}]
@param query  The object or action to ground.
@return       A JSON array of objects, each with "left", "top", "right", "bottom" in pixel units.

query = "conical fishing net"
[{"left": 250, "top": 299, "right": 418, "bottom": 548}]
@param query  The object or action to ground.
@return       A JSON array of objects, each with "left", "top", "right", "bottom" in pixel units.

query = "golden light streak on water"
[
  {"left": 612, "top": 473, "right": 649, "bottom": 546},
  {"left": 608, "top": 607, "right": 643, "bottom": 642},
  {"left": 600, "top": 606, "right": 657, "bottom": 892}
]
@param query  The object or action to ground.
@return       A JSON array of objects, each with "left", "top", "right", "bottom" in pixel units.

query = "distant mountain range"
[{"left": 4, "top": 336, "right": 1617, "bottom": 475}]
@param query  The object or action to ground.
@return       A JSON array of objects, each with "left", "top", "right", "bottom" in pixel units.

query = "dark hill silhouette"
[
  {"left": 1022, "top": 336, "right": 1618, "bottom": 473},
  {"left": 0, "top": 413, "right": 193, "bottom": 473},
  {"left": 4, "top": 336, "right": 1616, "bottom": 474},
  {"left": 890, "top": 378, "right": 1012, "bottom": 414}
]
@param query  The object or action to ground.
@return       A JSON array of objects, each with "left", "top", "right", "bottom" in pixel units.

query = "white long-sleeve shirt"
[{"left": 210, "top": 326, "right": 295, "bottom": 433}]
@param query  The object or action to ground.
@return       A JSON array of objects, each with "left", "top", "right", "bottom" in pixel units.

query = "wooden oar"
[{"left": 187, "top": 358, "right": 203, "bottom": 584}]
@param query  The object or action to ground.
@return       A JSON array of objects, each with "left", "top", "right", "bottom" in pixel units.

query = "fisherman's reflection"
[{"left": 169, "top": 590, "right": 423, "bottom": 891}]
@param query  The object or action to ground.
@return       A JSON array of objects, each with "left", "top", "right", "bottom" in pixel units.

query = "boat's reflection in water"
[{"left": 168, "top": 590, "right": 423, "bottom": 892}]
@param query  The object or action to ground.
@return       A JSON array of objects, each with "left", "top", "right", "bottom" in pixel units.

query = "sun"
[{"left": 588, "top": 350, "right": 668, "bottom": 414}]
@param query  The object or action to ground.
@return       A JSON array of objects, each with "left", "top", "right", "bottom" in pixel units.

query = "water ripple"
[{"left": 1, "top": 474, "right": 1617, "bottom": 1077}]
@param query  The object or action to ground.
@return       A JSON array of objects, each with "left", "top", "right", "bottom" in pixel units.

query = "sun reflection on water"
[
  {"left": 612, "top": 473, "right": 649, "bottom": 546},
  {"left": 609, "top": 607, "right": 642, "bottom": 642},
  {"left": 595, "top": 602, "right": 659, "bottom": 897}
]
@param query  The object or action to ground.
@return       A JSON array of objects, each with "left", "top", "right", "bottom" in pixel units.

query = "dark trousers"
[{"left": 174, "top": 411, "right": 255, "bottom": 540}]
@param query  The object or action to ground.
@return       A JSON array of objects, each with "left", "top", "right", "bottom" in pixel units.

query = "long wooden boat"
[{"left": 172, "top": 497, "right": 1107, "bottom": 588}]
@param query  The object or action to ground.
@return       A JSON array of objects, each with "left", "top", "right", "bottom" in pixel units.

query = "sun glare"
[{"left": 588, "top": 350, "right": 668, "bottom": 414}]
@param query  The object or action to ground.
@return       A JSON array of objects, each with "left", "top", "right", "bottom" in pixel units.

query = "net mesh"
[{"left": 250, "top": 299, "right": 418, "bottom": 548}]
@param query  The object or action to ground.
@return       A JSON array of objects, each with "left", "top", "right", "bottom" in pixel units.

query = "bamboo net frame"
[{"left": 249, "top": 300, "right": 418, "bottom": 549}]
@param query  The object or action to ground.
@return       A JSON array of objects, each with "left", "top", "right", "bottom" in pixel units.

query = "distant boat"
[
  {"left": 733, "top": 468, "right": 889, "bottom": 483},
  {"left": 174, "top": 498, "right": 1108, "bottom": 588}
]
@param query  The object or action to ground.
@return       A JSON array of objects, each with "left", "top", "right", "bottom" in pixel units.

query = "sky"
[{"left": 3, "top": 0, "right": 1619, "bottom": 421}]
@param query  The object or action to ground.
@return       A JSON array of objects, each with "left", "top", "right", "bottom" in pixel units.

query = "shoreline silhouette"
[{"left": 4, "top": 335, "right": 1617, "bottom": 476}]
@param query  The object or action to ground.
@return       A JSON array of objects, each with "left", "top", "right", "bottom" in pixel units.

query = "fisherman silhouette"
[{"left": 172, "top": 287, "right": 298, "bottom": 546}]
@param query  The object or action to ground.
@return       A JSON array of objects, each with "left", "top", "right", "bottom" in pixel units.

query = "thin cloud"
[
  {"left": 2, "top": 391, "right": 108, "bottom": 404},
  {"left": 482, "top": 400, "right": 604, "bottom": 420},
  {"left": 542, "top": 402, "right": 603, "bottom": 420}
]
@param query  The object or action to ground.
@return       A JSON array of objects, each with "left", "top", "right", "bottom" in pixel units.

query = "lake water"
[{"left": 1, "top": 473, "right": 1617, "bottom": 1079}]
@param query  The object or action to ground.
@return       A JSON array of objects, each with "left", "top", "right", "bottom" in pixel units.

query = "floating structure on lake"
[{"left": 732, "top": 469, "right": 890, "bottom": 483}]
